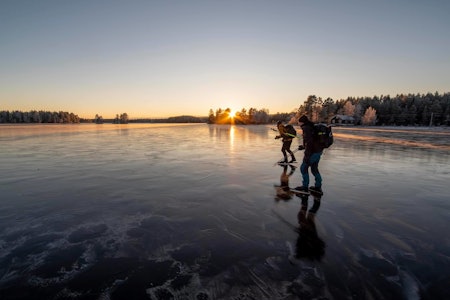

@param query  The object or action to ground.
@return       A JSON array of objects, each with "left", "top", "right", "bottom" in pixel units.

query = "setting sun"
[{"left": 229, "top": 110, "right": 236, "bottom": 119}]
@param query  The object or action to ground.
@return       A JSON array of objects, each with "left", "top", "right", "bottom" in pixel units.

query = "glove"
[{"left": 298, "top": 145, "right": 305, "bottom": 150}]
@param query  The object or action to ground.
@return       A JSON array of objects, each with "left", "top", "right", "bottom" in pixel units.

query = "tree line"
[
  {"left": 209, "top": 92, "right": 450, "bottom": 126},
  {"left": 0, "top": 110, "right": 208, "bottom": 124},
  {"left": 299, "top": 92, "right": 450, "bottom": 126},
  {"left": 94, "top": 113, "right": 129, "bottom": 124},
  {"left": 208, "top": 108, "right": 291, "bottom": 125},
  {"left": 2, "top": 92, "right": 448, "bottom": 126},
  {"left": 0, "top": 110, "right": 81, "bottom": 123},
  {"left": 0, "top": 111, "right": 132, "bottom": 124},
  {"left": 204, "top": 106, "right": 309, "bottom": 125}
]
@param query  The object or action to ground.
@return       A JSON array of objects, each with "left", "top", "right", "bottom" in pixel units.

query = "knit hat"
[{"left": 298, "top": 115, "right": 309, "bottom": 123}]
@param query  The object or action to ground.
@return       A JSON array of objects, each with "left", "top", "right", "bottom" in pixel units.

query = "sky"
[{"left": 1, "top": 0, "right": 449, "bottom": 119}]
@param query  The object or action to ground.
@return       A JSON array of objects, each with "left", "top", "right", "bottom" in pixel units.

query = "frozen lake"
[{"left": 0, "top": 124, "right": 449, "bottom": 299}]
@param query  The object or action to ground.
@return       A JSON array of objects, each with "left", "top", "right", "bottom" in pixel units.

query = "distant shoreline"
[{"left": 1, "top": 123, "right": 448, "bottom": 130}]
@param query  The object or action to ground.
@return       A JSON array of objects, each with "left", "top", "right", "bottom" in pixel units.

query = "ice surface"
[{"left": 0, "top": 124, "right": 449, "bottom": 299}]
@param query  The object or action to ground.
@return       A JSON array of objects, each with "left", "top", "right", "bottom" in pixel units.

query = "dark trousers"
[
  {"left": 281, "top": 140, "right": 294, "bottom": 159},
  {"left": 300, "top": 152, "right": 322, "bottom": 188}
]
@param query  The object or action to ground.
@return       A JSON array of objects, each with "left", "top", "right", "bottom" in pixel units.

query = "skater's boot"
[
  {"left": 309, "top": 186, "right": 323, "bottom": 196},
  {"left": 294, "top": 186, "right": 309, "bottom": 194},
  {"left": 279, "top": 156, "right": 288, "bottom": 163}
]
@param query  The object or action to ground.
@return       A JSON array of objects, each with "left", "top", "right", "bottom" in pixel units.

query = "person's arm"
[
  {"left": 275, "top": 127, "right": 281, "bottom": 139},
  {"left": 276, "top": 126, "right": 287, "bottom": 139},
  {"left": 303, "top": 125, "right": 314, "bottom": 157},
  {"left": 280, "top": 126, "right": 288, "bottom": 138}
]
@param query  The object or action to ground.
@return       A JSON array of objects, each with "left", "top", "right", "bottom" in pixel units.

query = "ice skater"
[
  {"left": 275, "top": 120, "right": 296, "bottom": 163},
  {"left": 295, "top": 115, "right": 323, "bottom": 195}
]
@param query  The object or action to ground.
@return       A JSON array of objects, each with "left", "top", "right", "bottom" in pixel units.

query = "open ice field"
[{"left": 0, "top": 124, "right": 449, "bottom": 299}]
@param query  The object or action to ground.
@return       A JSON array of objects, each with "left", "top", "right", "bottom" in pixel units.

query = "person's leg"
[
  {"left": 281, "top": 141, "right": 288, "bottom": 162},
  {"left": 285, "top": 140, "right": 296, "bottom": 162},
  {"left": 310, "top": 152, "right": 322, "bottom": 187},
  {"left": 300, "top": 158, "right": 310, "bottom": 188},
  {"left": 290, "top": 153, "right": 296, "bottom": 162}
]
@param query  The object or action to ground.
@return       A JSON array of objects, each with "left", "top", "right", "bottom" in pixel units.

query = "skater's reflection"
[
  {"left": 274, "top": 164, "right": 296, "bottom": 201},
  {"left": 295, "top": 194, "right": 325, "bottom": 261}
]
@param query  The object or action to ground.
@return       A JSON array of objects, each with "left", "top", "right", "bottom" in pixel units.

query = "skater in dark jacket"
[{"left": 295, "top": 115, "right": 323, "bottom": 195}]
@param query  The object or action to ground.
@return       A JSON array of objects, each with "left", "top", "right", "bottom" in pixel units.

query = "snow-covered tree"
[
  {"left": 362, "top": 107, "right": 377, "bottom": 125},
  {"left": 343, "top": 101, "right": 355, "bottom": 116}
]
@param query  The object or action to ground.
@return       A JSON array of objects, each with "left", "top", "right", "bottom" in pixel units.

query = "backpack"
[
  {"left": 314, "top": 123, "right": 333, "bottom": 148},
  {"left": 284, "top": 124, "right": 297, "bottom": 137}
]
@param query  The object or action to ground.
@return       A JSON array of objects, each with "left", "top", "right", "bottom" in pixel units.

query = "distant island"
[{"left": 1, "top": 92, "right": 449, "bottom": 126}]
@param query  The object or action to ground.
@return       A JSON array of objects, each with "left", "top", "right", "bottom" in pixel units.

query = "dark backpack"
[
  {"left": 284, "top": 124, "right": 297, "bottom": 137},
  {"left": 314, "top": 123, "right": 333, "bottom": 148}
]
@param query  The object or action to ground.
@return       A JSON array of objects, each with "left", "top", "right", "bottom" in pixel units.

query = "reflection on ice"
[
  {"left": 295, "top": 195, "right": 325, "bottom": 261},
  {"left": 274, "top": 164, "right": 296, "bottom": 201}
]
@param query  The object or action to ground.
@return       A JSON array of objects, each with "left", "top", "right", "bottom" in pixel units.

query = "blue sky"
[{"left": 1, "top": 0, "right": 449, "bottom": 118}]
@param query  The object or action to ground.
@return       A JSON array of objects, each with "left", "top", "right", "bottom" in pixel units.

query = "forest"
[
  {"left": 0, "top": 110, "right": 81, "bottom": 123},
  {"left": 1, "top": 92, "right": 449, "bottom": 126},
  {"left": 0, "top": 111, "right": 130, "bottom": 124},
  {"left": 208, "top": 92, "right": 450, "bottom": 126}
]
